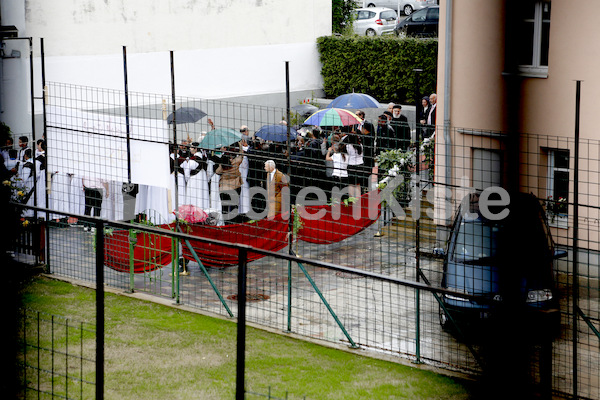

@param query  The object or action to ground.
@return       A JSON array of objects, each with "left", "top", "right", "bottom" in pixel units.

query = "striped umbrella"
[{"left": 302, "top": 108, "right": 363, "bottom": 127}]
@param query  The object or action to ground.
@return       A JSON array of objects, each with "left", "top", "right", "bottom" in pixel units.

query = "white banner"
[{"left": 46, "top": 105, "right": 171, "bottom": 188}]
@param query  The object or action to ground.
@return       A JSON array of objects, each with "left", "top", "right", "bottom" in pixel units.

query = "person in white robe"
[
  {"left": 238, "top": 153, "right": 250, "bottom": 215},
  {"left": 21, "top": 148, "right": 46, "bottom": 219},
  {"left": 184, "top": 144, "right": 209, "bottom": 210},
  {"left": 207, "top": 149, "right": 224, "bottom": 215},
  {"left": 49, "top": 171, "right": 71, "bottom": 221}
]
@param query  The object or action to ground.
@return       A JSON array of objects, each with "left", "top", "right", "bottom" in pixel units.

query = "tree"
[{"left": 332, "top": 0, "right": 357, "bottom": 34}]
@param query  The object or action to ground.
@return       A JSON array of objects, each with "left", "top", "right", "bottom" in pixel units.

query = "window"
[
  {"left": 356, "top": 11, "right": 375, "bottom": 20},
  {"left": 411, "top": 9, "right": 427, "bottom": 22},
  {"left": 547, "top": 149, "right": 569, "bottom": 223},
  {"left": 516, "top": 1, "right": 551, "bottom": 76},
  {"left": 380, "top": 10, "right": 397, "bottom": 21}
]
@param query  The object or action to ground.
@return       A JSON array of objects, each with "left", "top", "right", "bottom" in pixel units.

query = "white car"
[
  {"left": 361, "top": 0, "right": 437, "bottom": 16},
  {"left": 353, "top": 7, "right": 398, "bottom": 37}
]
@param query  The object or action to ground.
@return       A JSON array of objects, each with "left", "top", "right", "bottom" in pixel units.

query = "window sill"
[
  {"left": 502, "top": 70, "right": 549, "bottom": 79},
  {"left": 548, "top": 214, "right": 568, "bottom": 229}
]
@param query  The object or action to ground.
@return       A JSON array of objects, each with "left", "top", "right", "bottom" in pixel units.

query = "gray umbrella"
[
  {"left": 291, "top": 103, "right": 319, "bottom": 116},
  {"left": 167, "top": 107, "right": 208, "bottom": 124}
]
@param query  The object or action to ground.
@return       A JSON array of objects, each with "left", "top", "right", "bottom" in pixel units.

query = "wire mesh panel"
[
  {"left": 6, "top": 82, "right": 600, "bottom": 398},
  {"left": 17, "top": 309, "right": 96, "bottom": 400}
]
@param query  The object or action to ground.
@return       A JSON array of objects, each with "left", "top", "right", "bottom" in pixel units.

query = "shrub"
[{"left": 316, "top": 35, "right": 438, "bottom": 104}]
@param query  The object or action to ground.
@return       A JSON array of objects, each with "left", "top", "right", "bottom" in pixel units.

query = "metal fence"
[
  {"left": 7, "top": 82, "right": 600, "bottom": 399},
  {"left": 17, "top": 309, "right": 97, "bottom": 399}
]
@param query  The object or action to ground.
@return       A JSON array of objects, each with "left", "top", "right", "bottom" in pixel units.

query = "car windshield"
[{"left": 452, "top": 219, "right": 500, "bottom": 263}]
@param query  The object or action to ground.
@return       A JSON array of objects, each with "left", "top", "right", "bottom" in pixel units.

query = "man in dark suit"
[
  {"left": 390, "top": 104, "right": 410, "bottom": 151},
  {"left": 424, "top": 93, "right": 437, "bottom": 138}
]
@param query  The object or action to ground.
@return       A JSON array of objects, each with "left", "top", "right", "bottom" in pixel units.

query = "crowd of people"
[{"left": 1, "top": 94, "right": 437, "bottom": 227}]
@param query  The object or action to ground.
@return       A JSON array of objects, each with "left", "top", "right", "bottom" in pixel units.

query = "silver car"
[
  {"left": 353, "top": 7, "right": 398, "bottom": 36},
  {"left": 361, "top": 0, "right": 437, "bottom": 16}
]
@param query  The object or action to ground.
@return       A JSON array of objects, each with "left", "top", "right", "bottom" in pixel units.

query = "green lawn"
[{"left": 14, "top": 275, "right": 475, "bottom": 399}]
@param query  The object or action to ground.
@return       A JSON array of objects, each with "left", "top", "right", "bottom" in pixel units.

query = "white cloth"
[
  {"left": 134, "top": 184, "right": 149, "bottom": 216},
  {"left": 148, "top": 183, "right": 172, "bottom": 223},
  {"left": 69, "top": 174, "right": 85, "bottom": 215},
  {"left": 100, "top": 181, "right": 124, "bottom": 221},
  {"left": 238, "top": 155, "right": 250, "bottom": 214}
]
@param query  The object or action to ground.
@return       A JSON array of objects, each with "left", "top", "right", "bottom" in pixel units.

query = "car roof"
[
  {"left": 355, "top": 7, "right": 396, "bottom": 12},
  {"left": 459, "top": 191, "right": 544, "bottom": 224}
]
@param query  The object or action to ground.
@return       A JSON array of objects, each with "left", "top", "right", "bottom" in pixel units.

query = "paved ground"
[{"left": 13, "top": 219, "right": 599, "bottom": 398}]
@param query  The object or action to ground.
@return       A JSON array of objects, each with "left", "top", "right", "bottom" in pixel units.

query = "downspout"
[{"left": 443, "top": 0, "right": 453, "bottom": 226}]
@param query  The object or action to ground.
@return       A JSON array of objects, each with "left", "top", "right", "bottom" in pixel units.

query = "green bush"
[{"left": 316, "top": 35, "right": 438, "bottom": 104}]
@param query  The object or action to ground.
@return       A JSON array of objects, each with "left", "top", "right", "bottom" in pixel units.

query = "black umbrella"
[{"left": 167, "top": 107, "right": 207, "bottom": 125}]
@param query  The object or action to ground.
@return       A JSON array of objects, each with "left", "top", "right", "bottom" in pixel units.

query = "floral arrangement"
[
  {"left": 376, "top": 148, "right": 415, "bottom": 207},
  {"left": 421, "top": 133, "right": 435, "bottom": 183},
  {"left": 3, "top": 178, "right": 28, "bottom": 203},
  {"left": 545, "top": 195, "right": 567, "bottom": 222}
]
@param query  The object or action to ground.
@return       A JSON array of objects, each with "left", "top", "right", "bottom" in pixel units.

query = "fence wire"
[
  {"left": 17, "top": 309, "right": 96, "bottom": 400},
  {"left": 5, "top": 82, "right": 599, "bottom": 399}
]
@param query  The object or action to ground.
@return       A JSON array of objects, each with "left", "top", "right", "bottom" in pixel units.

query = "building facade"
[
  {"left": 0, "top": 0, "right": 332, "bottom": 136},
  {"left": 434, "top": 0, "right": 600, "bottom": 249}
]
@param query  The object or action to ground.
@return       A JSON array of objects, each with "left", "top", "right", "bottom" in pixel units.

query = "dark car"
[
  {"left": 394, "top": 5, "right": 439, "bottom": 37},
  {"left": 438, "top": 191, "right": 563, "bottom": 340}
]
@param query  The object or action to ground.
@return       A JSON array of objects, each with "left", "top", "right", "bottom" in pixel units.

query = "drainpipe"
[{"left": 441, "top": 0, "right": 453, "bottom": 240}]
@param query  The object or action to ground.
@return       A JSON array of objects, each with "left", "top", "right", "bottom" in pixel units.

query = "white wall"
[{"left": 1, "top": 0, "right": 332, "bottom": 135}]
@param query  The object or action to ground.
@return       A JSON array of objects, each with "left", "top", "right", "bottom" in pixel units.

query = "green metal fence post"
[
  {"left": 129, "top": 229, "right": 135, "bottom": 292},
  {"left": 172, "top": 237, "right": 180, "bottom": 304},
  {"left": 235, "top": 248, "right": 248, "bottom": 400},
  {"left": 95, "top": 220, "right": 105, "bottom": 400},
  {"left": 287, "top": 259, "right": 292, "bottom": 332},
  {"left": 180, "top": 235, "right": 234, "bottom": 318},
  {"left": 293, "top": 255, "right": 358, "bottom": 348},
  {"left": 414, "top": 289, "right": 421, "bottom": 364}
]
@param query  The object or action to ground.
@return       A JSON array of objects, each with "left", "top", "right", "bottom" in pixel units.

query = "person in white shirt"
[
  {"left": 325, "top": 142, "right": 349, "bottom": 202},
  {"left": 342, "top": 132, "right": 365, "bottom": 199}
]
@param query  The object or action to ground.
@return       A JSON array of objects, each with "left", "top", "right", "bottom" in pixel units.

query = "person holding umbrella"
[{"left": 184, "top": 142, "right": 209, "bottom": 210}]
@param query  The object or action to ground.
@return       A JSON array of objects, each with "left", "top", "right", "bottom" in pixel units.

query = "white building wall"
[{"left": 1, "top": 0, "right": 332, "bottom": 135}]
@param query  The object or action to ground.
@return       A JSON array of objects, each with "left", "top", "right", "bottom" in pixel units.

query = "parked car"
[
  {"left": 438, "top": 192, "right": 564, "bottom": 340},
  {"left": 363, "top": 0, "right": 437, "bottom": 16},
  {"left": 394, "top": 5, "right": 439, "bottom": 37},
  {"left": 352, "top": 7, "right": 398, "bottom": 37}
]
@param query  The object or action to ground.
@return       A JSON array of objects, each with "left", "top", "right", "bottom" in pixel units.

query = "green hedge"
[{"left": 316, "top": 35, "right": 438, "bottom": 105}]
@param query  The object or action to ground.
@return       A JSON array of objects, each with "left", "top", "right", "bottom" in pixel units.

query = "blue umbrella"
[
  {"left": 255, "top": 124, "right": 298, "bottom": 142},
  {"left": 326, "top": 93, "right": 380, "bottom": 109}
]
